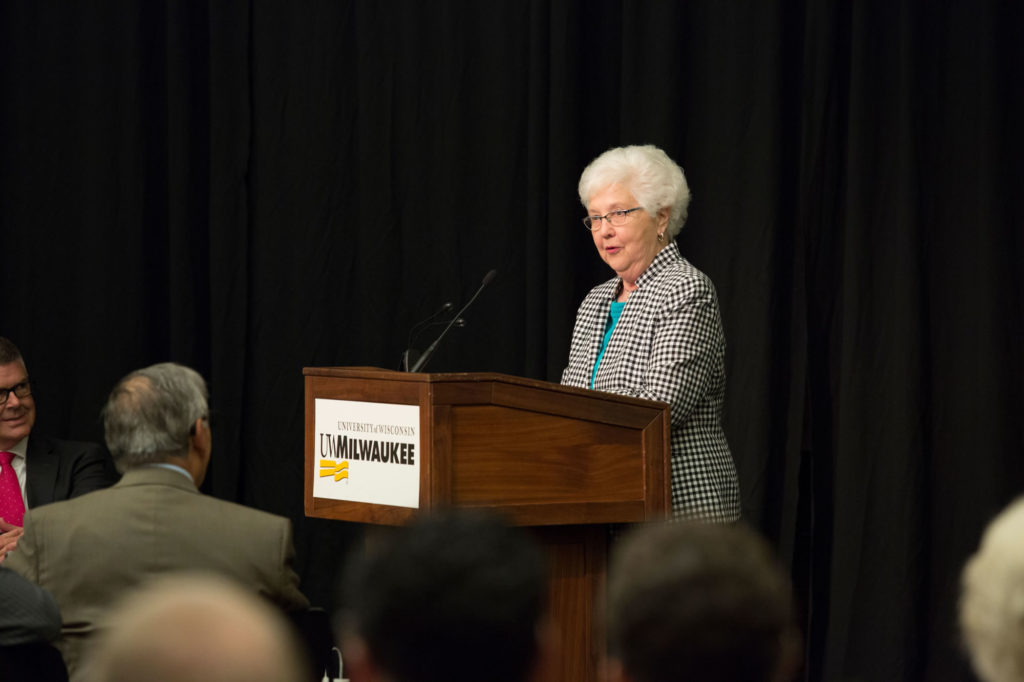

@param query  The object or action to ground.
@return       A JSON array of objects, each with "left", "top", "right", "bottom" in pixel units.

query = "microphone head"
[
  {"left": 440, "top": 301, "right": 455, "bottom": 313},
  {"left": 481, "top": 269, "right": 498, "bottom": 286},
  {"left": 453, "top": 318, "right": 466, "bottom": 328}
]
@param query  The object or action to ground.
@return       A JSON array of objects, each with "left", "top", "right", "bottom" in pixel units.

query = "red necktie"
[{"left": 0, "top": 451, "right": 25, "bottom": 527}]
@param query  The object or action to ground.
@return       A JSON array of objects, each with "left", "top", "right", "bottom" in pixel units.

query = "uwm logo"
[{"left": 319, "top": 459, "right": 349, "bottom": 482}]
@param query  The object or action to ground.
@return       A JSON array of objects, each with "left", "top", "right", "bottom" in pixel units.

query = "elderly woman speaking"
[{"left": 561, "top": 145, "right": 740, "bottom": 522}]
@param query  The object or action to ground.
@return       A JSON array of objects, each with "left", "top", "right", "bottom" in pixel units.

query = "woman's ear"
[{"left": 656, "top": 207, "right": 671, "bottom": 234}]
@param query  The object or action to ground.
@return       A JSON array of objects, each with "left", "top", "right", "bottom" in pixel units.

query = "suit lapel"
[{"left": 25, "top": 435, "right": 58, "bottom": 508}]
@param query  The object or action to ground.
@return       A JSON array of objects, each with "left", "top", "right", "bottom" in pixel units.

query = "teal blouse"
[{"left": 590, "top": 300, "right": 627, "bottom": 389}]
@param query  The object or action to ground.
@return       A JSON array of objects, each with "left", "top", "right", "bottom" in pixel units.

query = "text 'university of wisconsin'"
[{"left": 319, "top": 434, "right": 416, "bottom": 465}]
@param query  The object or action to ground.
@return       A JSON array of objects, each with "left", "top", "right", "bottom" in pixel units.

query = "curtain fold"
[{"left": 2, "top": 2, "right": 1021, "bottom": 679}]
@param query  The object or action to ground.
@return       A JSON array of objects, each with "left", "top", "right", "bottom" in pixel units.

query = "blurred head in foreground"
[
  {"left": 960, "top": 497, "right": 1024, "bottom": 682},
  {"left": 339, "top": 509, "right": 549, "bottom": 682},
  {"left": 607, "top": 521, "right": 801, "bottom": 682},
  {"left": 84, "top": 573, "right": 304, "bottom": 682}
]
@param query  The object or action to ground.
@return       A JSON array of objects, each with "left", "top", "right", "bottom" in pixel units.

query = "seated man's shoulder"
[
  {"left": 27, "top": 434, "right": 120, "bottom": 502},
  {"left": 191, "top": 493, "right": 290, "bottom": 527}
]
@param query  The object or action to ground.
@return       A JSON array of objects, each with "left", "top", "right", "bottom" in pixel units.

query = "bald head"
[{"left": 84, "top": 574, "right": 304, "bottom": 682}]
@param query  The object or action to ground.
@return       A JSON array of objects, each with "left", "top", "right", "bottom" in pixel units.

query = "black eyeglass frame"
[
  {"left": 0, "top": 380, "right": 32, "bottom": 406},
  {"left": 582, "top": 206, "right": 644, "bottom": 231}
]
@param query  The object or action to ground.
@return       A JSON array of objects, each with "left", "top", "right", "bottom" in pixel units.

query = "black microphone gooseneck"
[
  {"left": 409, "top": 302, "right": 454, "bottom": 342},
  {"left": 408, "top": 269, "right": 497, "bottom": 373},
  {"left": 401, "top": 301, "right": 455, "bottom": 371}
]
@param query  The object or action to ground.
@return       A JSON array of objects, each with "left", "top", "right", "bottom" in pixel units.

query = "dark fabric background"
[{"left": 1, "top": 2, "right": 1021, "bottom": 680}]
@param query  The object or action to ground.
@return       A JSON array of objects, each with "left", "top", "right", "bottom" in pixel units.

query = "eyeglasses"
[
  {"left": 582, "top": 207, "right": 644, "bottom": 231},
  {"left": 0, "top": 380, "right": 31, "bottom": 406}
]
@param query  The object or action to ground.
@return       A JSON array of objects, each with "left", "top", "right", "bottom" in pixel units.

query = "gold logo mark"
[{"left": 319, "top": 460, "right": 349, "bottom": 482}]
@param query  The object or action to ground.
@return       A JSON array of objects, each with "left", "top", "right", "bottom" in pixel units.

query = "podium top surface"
[{"left": 303, "top": 366, "right": 669, "bottom": 412}]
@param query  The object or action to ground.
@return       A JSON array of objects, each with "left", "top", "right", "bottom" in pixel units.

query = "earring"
[{"left": 657, "top": 232, "right": 665, "bottom": 243}]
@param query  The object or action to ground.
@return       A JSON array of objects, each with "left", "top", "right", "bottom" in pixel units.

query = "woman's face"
[{"left": 587, "top": 183, "right": 668, "bottom": 287}]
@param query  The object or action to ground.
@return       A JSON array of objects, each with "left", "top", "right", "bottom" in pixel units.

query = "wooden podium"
[{"left": 304, "top": 367, "right": 671, "bottom": 681}]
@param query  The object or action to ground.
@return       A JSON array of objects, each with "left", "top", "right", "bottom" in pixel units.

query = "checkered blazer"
[{"left": 561, "top": 242, "right": 741, "bottom": 522}]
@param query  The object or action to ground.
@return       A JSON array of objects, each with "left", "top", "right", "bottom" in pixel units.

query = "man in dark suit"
[
  {"left": 0, "top": 565, "right": 65, "bottom": 682},
  {"left": 6, "top": 361, "right": 309, "bottom": 681},
  {"left": 0, "top": 565, "right": 60, "bottom": 645},
  {"left": 0, "top": 338, "right": 119, "bottom": 560}
]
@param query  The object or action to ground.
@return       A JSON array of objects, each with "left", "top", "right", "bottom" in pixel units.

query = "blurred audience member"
[
  {"left": 83, "top": 573, "right": 305, "bottom": 682},
  {"left": 338, "top": 509, "right": 549, "bottom": 682},
  {"left": 606, "top": 521, "right": 801, "bottom": 682},
  {"left": 0, "top": 564, "right": 60, "bottom": 645},
  {"left": 960, "top": 497, "right": 1024, "bottom": 682},
  {"left": 0, "top": 565, "right": 65, "bottom": 682}
]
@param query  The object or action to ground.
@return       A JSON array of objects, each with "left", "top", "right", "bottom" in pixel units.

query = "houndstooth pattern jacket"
[{"left": 561, "top": 242, "right": 741, "bottom": 522}]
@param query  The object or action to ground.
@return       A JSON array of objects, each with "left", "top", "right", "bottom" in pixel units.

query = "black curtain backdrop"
[{"left": 1, "top": 2, "right": 1021, "bottom": 680}]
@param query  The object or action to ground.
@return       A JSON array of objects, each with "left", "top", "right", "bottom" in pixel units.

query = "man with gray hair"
[{"left": 6, "top": 362, "right": 309, "bottom": 681}]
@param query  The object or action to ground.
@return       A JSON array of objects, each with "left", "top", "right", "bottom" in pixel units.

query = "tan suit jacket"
[{"left": 6, "top": 466, "right": 308, "bottom": 679}]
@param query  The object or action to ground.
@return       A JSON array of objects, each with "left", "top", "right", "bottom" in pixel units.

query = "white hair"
[
  {"left": 578, "top": 145, "right": 691, "bottom": 238},
  {"left": 84, "top": 573, "right": 304, "bottom": 682},
  {"left": 961, "top": 497, "right": 1024, "bottom": 682}
]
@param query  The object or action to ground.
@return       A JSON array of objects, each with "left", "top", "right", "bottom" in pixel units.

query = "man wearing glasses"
[{"left": 0, "top": 338, "right": 118, "bottom": 561}]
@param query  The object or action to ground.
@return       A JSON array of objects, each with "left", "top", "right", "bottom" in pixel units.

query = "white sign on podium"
[{"left": 312, "top": 398, "right": 421, "bottom": 509}]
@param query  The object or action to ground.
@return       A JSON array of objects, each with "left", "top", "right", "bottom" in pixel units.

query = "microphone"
[
  {"left": 401, "top": 301, "right": 455, "bottom": 371},
  {"left": 401, "top": 318, "right": 465, "bottom": 371},
  {"left": 413, "top": 302, "right": 455, "bottom": 334},
  {"left": 408, "top": 269, "right": 497, "bottom": 373}
]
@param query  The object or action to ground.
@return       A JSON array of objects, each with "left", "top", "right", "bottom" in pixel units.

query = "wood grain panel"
[
  {"left": 535, "top": 525, "right": 606, "bottom": 682},
  {"left": 303, "top": 368, "right": 670, "bottom": 681},
  {"left": 449, "top": 405, "right": 644, "bottom": 505}
]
